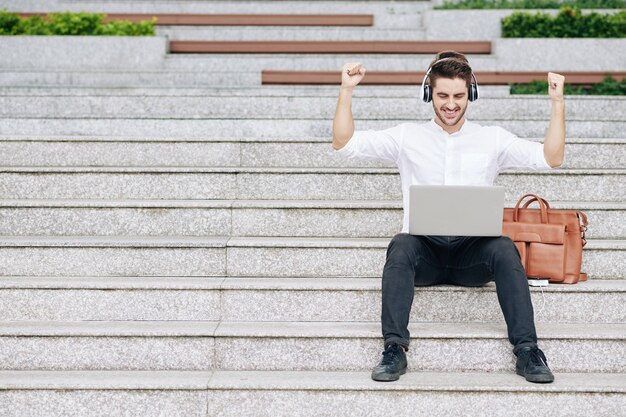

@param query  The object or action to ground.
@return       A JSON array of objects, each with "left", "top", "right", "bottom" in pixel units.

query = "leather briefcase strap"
[{"left": 513, "top": 194, "right": 548, "bottom": 223}]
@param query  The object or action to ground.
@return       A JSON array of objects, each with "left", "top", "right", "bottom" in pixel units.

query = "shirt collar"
[{"left": 428, "top": 118, "right": 473, "bottom": 136}]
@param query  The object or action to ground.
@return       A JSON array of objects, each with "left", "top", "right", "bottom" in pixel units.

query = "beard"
[{"left": 433, "top": 102, "right": 468, "bottom": 128}]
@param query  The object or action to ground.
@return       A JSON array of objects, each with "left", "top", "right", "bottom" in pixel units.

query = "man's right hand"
[{"left": 341, "top": 63, "right": 366, "bottom": 89}]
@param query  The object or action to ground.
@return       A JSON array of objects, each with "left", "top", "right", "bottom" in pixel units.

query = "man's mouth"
[{"left": 442, "top": 108, "right": 459, "bottom": 118}]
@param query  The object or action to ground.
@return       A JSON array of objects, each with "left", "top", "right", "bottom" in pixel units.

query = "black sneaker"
[
  {"left": 515, "top": 347, "right": 555, "bottom": 383},
  {"left": 371, "top": 343, "right": 407, "bottom": 382}
]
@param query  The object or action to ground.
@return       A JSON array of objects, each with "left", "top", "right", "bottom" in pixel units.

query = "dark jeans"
[{"left": 382, "top": 233, "right": 537, "bottom": 354}]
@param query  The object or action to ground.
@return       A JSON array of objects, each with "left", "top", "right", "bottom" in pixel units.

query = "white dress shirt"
[{"left": 334, "top": 119, "right": 554, "bottom": 233}]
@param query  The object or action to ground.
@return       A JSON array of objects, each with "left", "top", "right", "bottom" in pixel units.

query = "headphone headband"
[{"left": 420, "top": 57, "right": 479, "bottom": 103}]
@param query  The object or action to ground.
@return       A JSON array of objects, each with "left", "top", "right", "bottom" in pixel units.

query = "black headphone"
[{"left": 420, "top": 57, "right": 479, "bottom": 103}]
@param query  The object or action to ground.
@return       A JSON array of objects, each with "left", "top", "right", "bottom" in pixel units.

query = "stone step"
[
  {"left": 0, "top": 70, "right": 259, "bottom": 88},
  {"left": 1, "top": 135, "right": 622, "bottom": 170},
  {"left": 18, "top": 13, "right": 376, "bottom": 27},
  {"left": 1, "top": 276, "right": 623, "bottom": 323},
  {"left": 263, "top": 70, "right": 626, "bottom": 86},
  {"left": 162, "top": 39, "right": 626, "bottom": 72},
  {"left": 7, "top": 1, "right": 428, "bottom": 29},
  {"left": 168, "top": 40, "right": 492, "bottom": 54},
  {"left": 0, "top": 236, "right": 228, "bottom": 277},
  {"left": 1, "top": 94, "right": 621, "bottom": 121},
  {"left": 0, "top": 167, "right": 622, "bottom": 202},
  {"left": 0, "top": 200, "right": 623, "bottom": 240},
  {"left": 0, "top": 236, "right": 622, "bottom": 279},
  {"left": 0, "top": 320, "right": 623, "bottom": 372},
  {"left": 1, "top": 118, "right": 621, "bottom": 138},
  {"left": 224, "top": 237, "right": 624, "bottom": 279},
  {"left": 157, "top": 27, "right": 427, "bottom": 41},
  {"left": 3, "top": 370, "right": 622, "bottom": 417},
  {"left": 0, "top": 85, "right": 516, "bottom": 97}
]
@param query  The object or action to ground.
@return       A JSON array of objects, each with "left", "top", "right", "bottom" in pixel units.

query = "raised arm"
[
  {"left": 543, "top": 72, "right": 566, "bottom": 168},
  {"left": 332, "top": 63, "right": 366, "bottom": 150}
]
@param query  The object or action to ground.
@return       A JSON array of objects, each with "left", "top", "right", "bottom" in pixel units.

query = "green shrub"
[
  {"left": 0, "top": 10, "right": 20, "bottom": 34},
  {"left": 501, "top": 7, "right": 626, "bottom": 37},
  {"left": 16, "top": 15, "right": 52, "bottom": 35},
  {"left": 510, "top": 75, "right": 626, "bottom": 94},
  {"left": 97, "top": 18, "right": 156, "bottom": 36},
  {"left": 47, "top": 12, "right": 104, "bottom": 35},
  {"left": 436, "top": 0, "right": 625, "bottom": 9},
  {"left": 0, "top": 10, "right": 155, "bottom": 36}
]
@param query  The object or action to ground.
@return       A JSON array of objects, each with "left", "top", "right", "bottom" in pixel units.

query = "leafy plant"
[
  {"left": 436, "top": 0, "right": 625, "bottom": 10},
  {"left": 501, "top": 7, "right": 626, "bottom": 37},
  {"left": 0, "top": 10, "right": 20, "bottom": 34},
  {"left": 0, "top": 10, "right": 155, "bottom": 36},
  {"left": 510, "top": 75, "right": 626, "bottom": 94}
]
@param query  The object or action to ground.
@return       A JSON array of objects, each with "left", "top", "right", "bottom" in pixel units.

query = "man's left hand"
[{"left": 548, "top": 72, "right": 565, "bottom": 102}]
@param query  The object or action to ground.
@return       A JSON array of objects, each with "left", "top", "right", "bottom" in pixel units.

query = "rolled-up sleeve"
[{"left": 333, "top": 124, "right": 403, "bottom": 164}]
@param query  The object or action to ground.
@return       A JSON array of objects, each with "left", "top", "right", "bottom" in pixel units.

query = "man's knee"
[{"left": 385, "top": 233, "right": 423, "bottom": 265}]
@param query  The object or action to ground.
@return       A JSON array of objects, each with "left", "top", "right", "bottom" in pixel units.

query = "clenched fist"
[
  {"left": 548, "top": 72, "right": 565, "bottom": 102},
  {"left": 341, "top": 63, "right": 366, "bottom": 89}
]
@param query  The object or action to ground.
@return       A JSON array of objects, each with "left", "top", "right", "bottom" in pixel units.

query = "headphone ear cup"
[
  {"left": 469, "top": 83, "right": 478, "bottom": 102},
  {"left": 423, "top": 85, "right": 432, "bottom": 103}
]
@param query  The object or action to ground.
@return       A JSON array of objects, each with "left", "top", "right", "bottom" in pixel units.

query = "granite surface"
[
  {"left": 226, "top": 246, "right": 385, "bottom": 277},
  {"left": 0, "top": 172, "right": 237, "bottom": 199},
  {"left": 0, "top": 390, "right": 207, "bottom": 417},
  {"left": 1, "top": 140, "right": 241, "bottom": 167},
  {"left": 1, "top": 95, "right": 621, "bottom": 120},
  {"left": 0, "top": 118, "right": 623, "bottom": 138},
  {"left": 0, "top": 207, "right": 231, "bottom": 236},
  {"left": 205, "top": 390, "right": 626, "bottom": 417},
  {"left": 0, "top": 70, "right": 258, "bottom": 88},
  {"left": 0, "top": 289, "right": 222, "bottom": 321},
  {"left": 158, "top": 26, "right": 427, "bottom": 41},
  {"left": 0, "top": 336, "right": 214, "bottom": 370},
  {"left": 1, "top": 278, "right": 624, "bottom": 323},
  {"left": 0, "top": 247, "right": 226, "bottom": 276},
  {"left": 0, "top": 37, "right": 167, "bottom": 70}
]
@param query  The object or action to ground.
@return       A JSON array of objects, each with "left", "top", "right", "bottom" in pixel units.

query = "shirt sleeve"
[
  {"left": 332, "top": 124, "right": 404, "bottom": 164},
  {"left": 496, "top": 127, "right": 554, "bottom": 171}
]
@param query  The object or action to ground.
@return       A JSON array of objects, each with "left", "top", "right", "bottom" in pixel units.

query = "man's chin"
[{"left": 437, "top": 114, "right": 463, "bottom": 127}]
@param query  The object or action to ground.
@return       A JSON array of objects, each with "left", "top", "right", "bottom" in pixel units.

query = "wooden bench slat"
[
  {"left": 170, "top": 41, "right": 492, "bottom": 54},
  {"left": 262, "top": 70, "right": 626, "bottom": 85},
  {"left": 17, "top": 13, "right": 374, "bottom": 26}
]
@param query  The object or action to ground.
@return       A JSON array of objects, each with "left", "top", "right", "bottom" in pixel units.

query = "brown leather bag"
[{"left": 502, "top": 194, "right": 588, "bottom": 284}]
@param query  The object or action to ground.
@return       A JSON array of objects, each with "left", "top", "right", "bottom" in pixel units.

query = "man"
[{"left": 331, "top": 51, "right": 565, "bottom": 383}]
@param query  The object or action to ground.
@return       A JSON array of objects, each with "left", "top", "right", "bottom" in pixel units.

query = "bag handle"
[
  {"left": 578, "top": 211, "right": 588, "bottom": 247},
  {"left": 513, "top": 194, "right": 548, "bottom": 223},
  {"left": 522, "top": 196, "right": 551, "bottom": 210}
]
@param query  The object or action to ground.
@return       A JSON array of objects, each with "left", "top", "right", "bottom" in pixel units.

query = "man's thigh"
[
  {"left": 446, "top": 236, "right": 517, "bottom": 287},
  {"left": 389, "top": 234, "right": 447, "bottom": 286}
]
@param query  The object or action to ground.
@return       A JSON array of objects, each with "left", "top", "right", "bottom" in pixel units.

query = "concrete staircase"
[{"left": 0, "top": 0, "right": 625, "bottom": 415}]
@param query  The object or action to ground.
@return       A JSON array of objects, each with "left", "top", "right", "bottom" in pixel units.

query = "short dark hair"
[{"left": 427, "top": 50, "right": 473, "bottom": 89}]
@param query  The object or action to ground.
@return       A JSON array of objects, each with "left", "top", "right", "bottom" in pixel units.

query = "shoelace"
[
  {"left": 380, "top": 345, "right": 402, "bottom": 365},
  {"left": 527, "top": 348, "right": 549, "bottom": 368}
]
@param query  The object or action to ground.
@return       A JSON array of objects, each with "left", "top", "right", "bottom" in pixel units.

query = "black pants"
[{"left": 382, "top": 233, "right": 537, "bottom": 354}]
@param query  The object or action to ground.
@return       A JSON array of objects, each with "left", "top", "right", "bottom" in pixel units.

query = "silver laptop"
[{"left": 409, "top": 185, "right": 504, "bottom": 236}]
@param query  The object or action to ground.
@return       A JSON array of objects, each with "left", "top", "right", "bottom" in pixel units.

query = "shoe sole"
[
  {"left": 371, "top": 366, "right": 407, "bottom": 382},
  {"left": 516, "top": 369, "right": 555, "bottom": 383}
]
